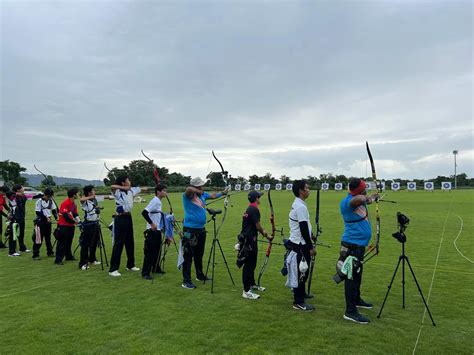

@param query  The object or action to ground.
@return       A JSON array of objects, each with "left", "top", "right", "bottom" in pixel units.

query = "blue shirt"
[
  {"left": 340, "top": 193, "right": 372, "bottom": 246},
  {"left": 183, "top": 191, "right": 210, "bottom": 229}
]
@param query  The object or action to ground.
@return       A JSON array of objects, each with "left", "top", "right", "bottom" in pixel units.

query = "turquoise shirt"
[
  {"left": 340, "top": 193, "right": 372, "bottom": 246},
  {"left": 183, "top": 191, "right": 210, "bottom": 229}
]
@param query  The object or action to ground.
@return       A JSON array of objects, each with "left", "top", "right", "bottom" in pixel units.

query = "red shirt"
[
  {"left": 58, "top": 198, "right": 78, "bottom": 226},
  {"left": 0, "top": 194, "right": 6, "bottom": 212}
]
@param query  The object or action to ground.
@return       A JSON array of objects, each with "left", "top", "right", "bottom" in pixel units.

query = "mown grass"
[{"left": 0, "top": 190, "right": 473, "bottom": 354}]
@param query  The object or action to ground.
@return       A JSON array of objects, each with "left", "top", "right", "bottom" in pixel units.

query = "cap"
[{"left": 248, "top": 190, "right": 263, "bottom": 202}]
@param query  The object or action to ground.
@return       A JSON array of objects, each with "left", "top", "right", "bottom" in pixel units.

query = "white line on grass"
[
  {"left": 0, "top": 279, "right": 72, "bottom": 298},
  {"left": 452, "top": 213, "right": 474, "bottom": 264},
  {"left": 412, "top": 198, "right": 453, "bottom": 355}
]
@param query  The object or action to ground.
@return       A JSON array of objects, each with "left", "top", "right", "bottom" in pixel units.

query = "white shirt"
[
  {"left": 289, "top": 197, "right": 312, "bottom": 245},
  {"left": 144, "top": 196, "right": 162, "bottom": 230},
  {"left": 114, "top": 187, "right": 141, "bottom": 213},
  {"left": 35, "top": 198, "right": 57, "bottom": 218},
  {"left": 81, "top": 199, "right": 99, "bottom": 222}
]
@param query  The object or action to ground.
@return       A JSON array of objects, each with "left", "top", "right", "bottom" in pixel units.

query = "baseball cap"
[{"left": 248, "top": 190, "right": 263, "bottom": 202}]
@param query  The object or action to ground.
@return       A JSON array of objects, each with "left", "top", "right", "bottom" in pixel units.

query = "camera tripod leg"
[
  {"left": 97, "top": 225, "right": 105, "bottom": 270},
  {"left": 215, "top": 238, "right": 235, "bottom": 286},
  {"left": 406, "top": 257, "right": 436, "bottom": 326},
  {"left": 204, "top": 239, "right": 216, "bottom": 281},
  {"left": 377, "top": 255, "right": 403, "bottom": 319}
]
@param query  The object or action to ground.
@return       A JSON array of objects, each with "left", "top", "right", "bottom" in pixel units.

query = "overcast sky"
[{"left": 1, "top": 0, "right": 472, "bottom": 182}]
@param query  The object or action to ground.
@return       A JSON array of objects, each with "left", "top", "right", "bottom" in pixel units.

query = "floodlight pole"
[{"left": 453, "top": 150, "right": 458, "bottom": 189}]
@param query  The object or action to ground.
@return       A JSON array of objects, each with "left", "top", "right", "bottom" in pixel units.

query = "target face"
[
  {"left": 441, "top": 182, "right": 452, "bottom": 190},
  {"left": 424, "top": 182, "right": 434, "bottom": 190},
  {"left": 321, "top": 183, "right": 329, "bottom": 191},
  {"left": 275, "top": 184, "right": 282, "bottom": 191},
  {"left": 264, "top": 184, "right": 271, "bottom": 191},
  {"left": 254, "top": 184, "right": 261, "bottom": 191},
  {"left": 234, "top": 184, "right": 241, "bottom": 191},
  {"left": 335, "top": 183, "right": 343, "bottom": 190},
  {"left": 286, "top": 184, "right": 293, "bottom": 191},
  {"left": 244, "top": 184, "right": 251, "bottom": 191},
  {"left": 391, "top": 182, "right": 400, "bottom": 191},
  {"left": 407, "top": 182, "right": 416, "bottom": 190}
]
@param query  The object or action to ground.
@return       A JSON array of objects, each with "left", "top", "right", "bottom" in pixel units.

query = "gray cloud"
[{"left": 1, "top": 1, "right": 472, "bottom": 181}]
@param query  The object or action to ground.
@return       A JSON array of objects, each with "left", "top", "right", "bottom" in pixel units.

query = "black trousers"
[
  {"left": 32, "top": 222, "right": 53, "bottom": 257},
  {"left": 242, "top": 235, "right": 258, "bottom": 292},
  {"left": 344, "top": 245, "right": 365, "bottom": 314},
  {"left": 79, "top": 222, "right": 99, "bottom": 267},
  {"left": 291, "top": 243, "right": 311, "bottom": 305},
  {"left": 7, "top": 220, "right": 26, "bottom": 254},
  {"left": 0, "top": 214, "right": 4, "bottom": 247},
  {"left": 56, "top": 225, "right": 75, "bottom": 263},
  {"left": 182, "top": 227, "right": 206, "bottom": 283},
  {"left": 109, "top": 215, "right": 135, "bottom": 272},
  {"left": 142, "top": 229, "right": 162, "bottom": 276}
]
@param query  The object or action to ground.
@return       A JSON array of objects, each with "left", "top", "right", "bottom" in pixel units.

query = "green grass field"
[{"left": 1, "top": 190, "right": 473, "bottom": 354}]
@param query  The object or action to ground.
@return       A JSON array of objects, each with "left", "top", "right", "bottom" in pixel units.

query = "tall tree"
[{"left": 0, "top": 160, "right": 27, "bottom": 186}]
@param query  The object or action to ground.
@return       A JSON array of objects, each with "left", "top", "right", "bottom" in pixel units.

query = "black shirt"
[{"left": 241, "top": 204, "right": 260, "bottom": 238}]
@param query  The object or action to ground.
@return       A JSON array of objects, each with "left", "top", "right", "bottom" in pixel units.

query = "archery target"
[
  {"left": 234, "top": 184, "right": 241, "bottom": 191},
  {"left": 244, "top": 184, "right": 251, "bottom": 191},
  {"left": 334, "top": 183, "right": 343, "bottom": 191},
  {"left": 275, "top": 184, "right": 282, "bottom": 191},
  {"left": 424, "top": 182, "right": 434, "bottom": 190},
  {"left": 391, "top": 182, "right": 400, "bottom": 191},
  {"left": 286, "top": 183, "right": 293, "bottom": 191},
  {"left": 366, "top": 182, "right": 373, "bottom": 190},
  {"left": 380, "top": 181, "right": 386, "bottom": 190},
  {"left": 441, "top": 182, "right": 452, "bottom": 190},
  {"left": 321, "top": 183, "right": 329, "bottom": 191},
  {"left": 254, "top": 184, "right": 261, "bottom": 191},
  {"left": 407, "top": 182, "right": 416, "bottom": 191},
  {"left": 264, "top": 184, "right": 271, "bottom": 191}
]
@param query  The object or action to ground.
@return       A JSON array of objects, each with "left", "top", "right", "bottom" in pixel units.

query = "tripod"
[
  {"left": 204, "top": 208, "right": 235, "bottom": 293},
  {"left": 377, "top": 226, "right": 436, "bottom": 326}
]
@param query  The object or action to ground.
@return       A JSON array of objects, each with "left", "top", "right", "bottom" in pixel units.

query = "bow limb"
[
  {"left": 307, "top": 187, "right": 322, "bottom": 295},
  {"left": 33, "top": 164, "right": 59, "bottom": 208},
  {"left": 364, "top": 141, "right": 381, "bottom": 262},
  {"left": 141, "top": 149, "right": 173, "bottom": 214},
  {"left": 257, "top": 188, "right": 276, "bottom": 286},
  {"left": 212, "top": 150, "right": 229, "bottom": 236}
]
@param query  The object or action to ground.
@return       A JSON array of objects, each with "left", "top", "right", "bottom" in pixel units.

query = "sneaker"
[
  {"left": 181, "top": 282, "right": 197, "bottom": 289},
  {"left": 305, "top": 293, "right": 314, "bottom": 299},
  {"left": 21, "top": 249, "right": 31, "bottom": 253},
  {"left": 54, "top": 261, "right": 64, "bottom": 265},
  {"left": 196, "top": 275, "right": 212, "bottom": 282},
  {"left": 126, "top": 266, "right": 140, "bottom": 272},
  {"left": 251, "top": 285, "right": 266, "bottom": 292},
  {"left": 143, "top": 275, "right": 153, "bottom": 281},
  {"left": 0, "top": 243, "right": 6, "bottom": 249},
  {"left": 81, "top": 264, "right": 90, "bottom": 270},
  {"left": 32, "top": 256, "right": 41, "bottom": 261},
  {"left": 293, "top": 303, "right": 315, "bottom": 312},
  {"left": 109, "top": 270, "right": 122, "bottom": 277},
  {"left": 92, "top": 261, "right": 102, "bottom": 265},
  {"left": 356, "top": 299, "right": 373, "bottom": 309},
  {"left": 242, "top": 290, "right": 260, "bottom": 300},
  {"left": 343, "top": 312, "right": 370, "bottom": 324},
  {"left": 8, "top": 252, "right": 21, "bottom": 257}
]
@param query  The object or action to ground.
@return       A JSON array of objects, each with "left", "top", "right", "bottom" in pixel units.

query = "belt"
[
  {"left": 341, "top": 241, "right": 365, "bottom": 250},
  {"left": 116, "top": 212, "right": 131, "bottom": 216}
]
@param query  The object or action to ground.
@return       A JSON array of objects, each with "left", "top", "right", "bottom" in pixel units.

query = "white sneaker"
[
  {"left": 126, "top": 266, "right": 140, "bottom": 272},
  {"left": 23, "top": 249, "right": 31, "bottom": 253},
  {"left": 8, "top": 252, "right": 21, "bottom": 257},
  {"left": 242, "top": 290, "right": 260, "bottom": 300},
  {"left": 108, "top": 270, "right": 121, "bottom": 277},
  {"left": 81, "top": 264, "right": 90, "bottom": 270},
  {"left": 92, "top": 261, "right": 102, "bottom": 265},
  {"left": 251, "top": 285, "right": 266, "bottom": 292}
]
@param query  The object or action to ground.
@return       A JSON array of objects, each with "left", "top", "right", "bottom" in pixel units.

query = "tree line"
[{"left": 1, "top": 160, "right": 473, "bottom": 192}]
